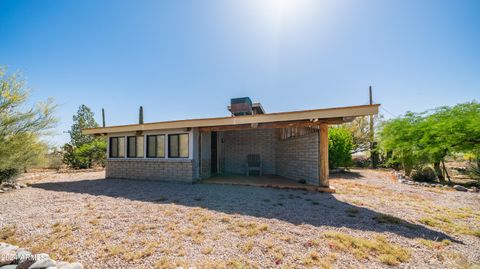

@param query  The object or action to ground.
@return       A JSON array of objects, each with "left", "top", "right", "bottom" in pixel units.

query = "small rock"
[
  {"left": 1, "top": 245, "right": 18, "bottom": 252},
  {"left": 14, "top": 185, "right": 21, "bottom": 190},
  {"left": 468, "top": 187, "right": 479, "bottom": 192},
  {"left": 453, "top": 185, "right": 468, "bottom": 192},
  {"left": 17, "top": 259, "right": 36, "bottom": 269},
  {"left": 0, "top": 249, "right": 16, "bottom": 266},
  {"left": 28, "top": 258, "right": 56, "bottom": 269},
  {"left": 16, "top": 249, "right": 33, "bottom": 263},
  {"left": 0, "top": 265, "right": 18, "bottom": 269},
  {"left": 1, "top": 188, "right": 9, "bottom": 192},
  {"left": 18, "top": 183, "right": 27, "bottom": 188},
  {"left": 0, "top": 190, "right": 3, "bottom": 193}
]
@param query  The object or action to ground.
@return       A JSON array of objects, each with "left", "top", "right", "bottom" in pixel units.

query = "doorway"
[{"left": 211, "top": 131, "right": 217, "bottom": 174}]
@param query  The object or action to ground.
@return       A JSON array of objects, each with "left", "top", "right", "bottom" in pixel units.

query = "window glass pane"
[
  {"left": 110, "top": 137, "right": 118, "bottom": 158},
  {"left": 157, "top": 135, "right": 165, "bottom": 157},
  {"left": 179, "top": 134, "right": 189, "bottom": 158},
  {"left": 147, "top": 136, "right": 156, "bottom": 157},
  {"left": 127, "top": 137, "right": 136, "bottom": 157},
  {"left": 136, "top": 136, "right": 144, "bottom": 157},
  {"left": 118, "top": 137, "right": 125, "bottom": 157},
  {"left": 169, "top": 135, "right": 179, "bottom": 157}
]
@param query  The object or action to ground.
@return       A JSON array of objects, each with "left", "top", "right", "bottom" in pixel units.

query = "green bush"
[
  {"left": 62, "top": 139, "right": 106, "bottom": 169},
  {"left": 329, "top": 127, "right": 353, "bottom": 168},
  {"left": 410, "top": 166, "right": 437, "bottom": 182}
]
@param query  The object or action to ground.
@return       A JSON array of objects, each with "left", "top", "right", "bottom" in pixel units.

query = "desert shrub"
[
  {"left": 410, "top": 166, "right": 437, "bottom": 182},
  {"left": 0, "top": 168, "right": 19, "bottom": 184},
  {"left": 352, "top": 155, "right": 370, "bottom": 168},
  {"left": 46, "top": 149, "right": 64, "bottom": 170},
  {"left": 329, "top": 127, "right": 353, "bottom": 168},
  {"left": 467, "top": 163, "right": 480, "bottom": 180}
]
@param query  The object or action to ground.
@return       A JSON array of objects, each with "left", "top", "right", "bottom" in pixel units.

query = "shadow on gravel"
[{"left": 32, "top": 177, "right": 461, "bottom": 243}]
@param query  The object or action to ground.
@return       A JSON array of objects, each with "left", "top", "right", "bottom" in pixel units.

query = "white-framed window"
[
  {"left": 168, "top": 133, "right": 189, "bottom": 158},
  {"left": 146, "top": 134, "right": 165, "bottom": 158},
  {"left": 109, "top": 136, "right": 125, "bottom": 158},
  {"left": 127, "top": 136, "right": 144, "bottom": 158},
  {"left": 108, "top": 130, "right": 192, "bottom": 160}
]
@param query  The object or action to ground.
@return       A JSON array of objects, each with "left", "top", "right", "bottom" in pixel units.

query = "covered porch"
[{"left": 197, "top": 119, "right": 335, "bottom": 191}]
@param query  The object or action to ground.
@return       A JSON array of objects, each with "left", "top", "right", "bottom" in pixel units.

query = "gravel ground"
[{"left": 1, "top": 169, "right": 479, "bottom": 268}]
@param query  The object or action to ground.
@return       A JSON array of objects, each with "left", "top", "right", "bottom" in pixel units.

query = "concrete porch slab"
[{"left": 201, "top": 174, "right": 335, "bottom": 193}]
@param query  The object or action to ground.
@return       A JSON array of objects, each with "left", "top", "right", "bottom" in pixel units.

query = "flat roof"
[{"left": 82, "top": 104, "right": 380, "bottom": 135}]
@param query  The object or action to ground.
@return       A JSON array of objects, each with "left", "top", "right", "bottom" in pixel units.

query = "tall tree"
[
  {"left": 0, "top": 67, "right": 57, "bottom": 181},
  {"left": 68, "top": 104, "right": 98, "bottom": 147},
  {"left": 63, "top": 104, "right": 106, "bottom": 169},
  {"left": 378, "top": 101, "right": 480, "bottom": 180}
]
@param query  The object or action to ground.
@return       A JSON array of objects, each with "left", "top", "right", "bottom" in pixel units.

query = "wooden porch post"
[{"left": 319, "top": 123, "right": 329, "bottom": 188}]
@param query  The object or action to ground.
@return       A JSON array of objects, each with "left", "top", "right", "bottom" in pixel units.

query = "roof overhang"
[{"left": 82, "top": 104, "right": 380, "bottom": 135}]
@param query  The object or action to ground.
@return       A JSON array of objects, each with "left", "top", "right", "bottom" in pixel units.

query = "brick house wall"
[
  {"left": 222, "top": 129, "right": 319, "bottom": 185},
  {"left": 224, "top": 129, "right": 276, "bottom": 175},
  {"left": 275, "top": 132, "right": 319, "bottom": 185},
  {"left": 105, "top": 127, "right": 319, "bottom": 186},
  {"left": 106, "top": 159, "right": 195, "bottom": 183}
]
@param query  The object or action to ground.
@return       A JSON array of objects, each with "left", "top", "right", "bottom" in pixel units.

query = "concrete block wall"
[
  {"left": 275, "top": 132, "right": 319, "bottom": 186},
  {"left": 224, "top": 129, "right": 276, "bottom": 175},
  {"left": 106, "top": 159, "right": 195, "bottom": 182}
]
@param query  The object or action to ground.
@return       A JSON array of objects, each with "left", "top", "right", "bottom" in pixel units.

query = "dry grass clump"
[
  {"left": 374, "top": 213, "right": 417, "bottom": 229},
  {"left": 229, "top": 220, "right": 269, "bottom": 237},
  {"left": 29, "top": 222, "right": 78, "bottom": 262},
  {"left": 240, "top": 240, "right": 255, "bottom": 253},
  {"left": 88, "top": 216, "right": 101, "bottom": 226},
  {"left": 417, "top": 239, "right": 451, "bottom": 250},
  {"left": 123, "top": 242, "right": 158, "bottom": 261},
  {"left": 101, "top": 244, "right": 127, "bottom": 258},
  {"left": 179, "top": 226, "right": 205, "bottom": 244},
  {"left": 323, "top": 231, "right": 410, "bottom": 265},
  {"left": 419, "top": 216, "right": 480, "bottom": 237},
  {"left": 0, "top": 226, "right": 20, "bottom": 245},
  {"left": 201, "top": 246, "right": 213, "bottom": 255},
  {"left": 302, "top": 251, "right": 337, "bottom": 268},
  {"left": 225, "top": 258, "right": 259, "bottom": 269}
]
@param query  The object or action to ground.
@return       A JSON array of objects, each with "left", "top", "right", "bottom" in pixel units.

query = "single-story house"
[{"left": 82, "top": 98, "right": 379, "bottom": 190}]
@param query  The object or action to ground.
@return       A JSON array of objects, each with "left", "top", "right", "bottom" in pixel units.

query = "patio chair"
[{"left": 246, "top": 154, "right": 262, "bottom": 176}]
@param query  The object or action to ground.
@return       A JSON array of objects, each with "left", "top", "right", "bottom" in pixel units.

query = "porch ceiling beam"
[{"left": 198, "top": 118, "right": 344, "bottom": 132}]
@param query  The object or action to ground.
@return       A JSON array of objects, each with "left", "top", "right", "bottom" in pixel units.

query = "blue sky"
[{"left": 0, "top": 0, "right": 479, "bottom": 146}]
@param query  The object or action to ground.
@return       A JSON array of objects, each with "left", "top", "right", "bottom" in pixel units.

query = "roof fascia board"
[{"left": 83, "top": 104, "right": 379, "bottom": 135}]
